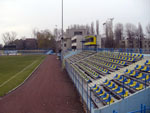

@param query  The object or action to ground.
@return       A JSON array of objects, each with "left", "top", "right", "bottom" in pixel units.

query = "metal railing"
[
  {"left": 65, "top": 48, "right": 150, "bottom": 54},
  {"left": 65, "top": 61, "right": 94, "bottom": 113}
]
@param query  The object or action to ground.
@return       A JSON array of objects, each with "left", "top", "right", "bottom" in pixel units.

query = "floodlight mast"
[
  {"left": 61, "top": 0, "right": 64, "bottom": 53},
  {"left": 62, "top": 0, "right": 64, "bottom": 39}
]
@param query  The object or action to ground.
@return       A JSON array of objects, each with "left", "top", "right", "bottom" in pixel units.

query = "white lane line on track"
[{"left": 0, "top": 60, "right": 38, "bottom": 88}]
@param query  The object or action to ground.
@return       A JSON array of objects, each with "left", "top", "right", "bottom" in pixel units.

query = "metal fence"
[
  {"left": 65, "top": 48, "right": 150, "bottom": 54},
  {"left": 65, "top": 61, "right": 94, "bottom": 113}
]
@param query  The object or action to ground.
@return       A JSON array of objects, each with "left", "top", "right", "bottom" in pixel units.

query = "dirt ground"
[{"left": 0, "top": 55, "right": 84, "bottom": 113}]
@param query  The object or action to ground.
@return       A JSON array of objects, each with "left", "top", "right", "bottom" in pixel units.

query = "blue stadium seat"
[
  {"left": 125, "top": 69, "right": 131, "bottom": 74},
  {"left": 145, "top": 60, "right": 150, "bottom": 65},
  {"left": 135, "top": 65, "right": 143, "bottom": 70},
  {"left": 132, "top": 82, "right": 143, "bottom": 90},
  {"left": 92, "top": 84, "right": 99, "bottom": 91},
  {"left": 136, "top": 73, "right": 144, "bottom": 79},
  {"left": 117, "top": 89, "right": 128, "bottom": 97},
  {"left": 141, "top": 66, "right": 150, "bottom": 72},
  {"left": 129, "top": 70, "right": 139, "bottom": 77}
]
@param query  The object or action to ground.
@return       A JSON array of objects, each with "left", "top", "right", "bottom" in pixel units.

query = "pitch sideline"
[{"left": 0, "top": 60, "right": 38, "bottom": 88}]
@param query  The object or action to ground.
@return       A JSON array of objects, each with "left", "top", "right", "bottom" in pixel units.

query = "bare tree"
[
  {"left": 146, "top": 24, "right": 150, "bottom": 36},
  {"left": 126, "top": 23, "right": 137, "bottom": 48},
  {"left": 114, "top": 23, "right": 123, "bottom": 48},
  {"left": 137, "top": 23, "right": 144, "bottom": 48},
  {"left": 104, "top": 20, "right": 114, "bottom": 48},
  {"left": 126, "top": 23, "right": 137, "bottom": 39},
  {"left": 90, "top": 22, "right": 95, "bottom": 35},
  {"left": 0, "top": 44, "right": 3, "bottom": 49},
  {"left": 96, "top": 20, "right": 100, "bottom": 35},
  {"left": 53, "top": 28, "right": 62, "bottom": 41},
  {"left": 2, "top": 32, "right": 17, "bottom": 45},
  {"left": 86, "top": 24, "right": 90, "bottom": 35},
  {"left": 34, "top": 29, "right": 56, "bottom": 50}
]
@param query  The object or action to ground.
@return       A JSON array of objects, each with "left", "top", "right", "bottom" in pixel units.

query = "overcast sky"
[{"left": 0, "top": 0, "right": 150, "bottom": 44}]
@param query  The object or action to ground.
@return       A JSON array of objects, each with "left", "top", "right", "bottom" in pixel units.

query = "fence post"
[
  {"left": 145, "top": 75, "right": 147, "bottom": 89},
  {"left": 109, "top": 92, "right": 110, "bottom": 105},
  {"left": 87, "top": 83, "right": 88, "bottom": 113},
  {"left": 72, "top": 68, "right": 74, "bottom": 81},
  {"left": 144, "top": 105, "right": 146, "bottom": 113},
  {"left": 90, "top": 87, "right": 92, "bottom": 113},
  {"left": 123, "top": 75, "right": 125, "bottom": 99},
  {"left": 141, "top": 104, "right": 143, "bottom": 113},
  {"left": 82, "top": 78, "right": 83, "bottom": 104},
  {"left": 73, "top": 70, "right": 75, "bottom": 84},
  {"left": 78, "top": 75, "right": 79, "bottom": 90},
  {"left": 75, "top": 75, "right": 77, "bottom": 88}
]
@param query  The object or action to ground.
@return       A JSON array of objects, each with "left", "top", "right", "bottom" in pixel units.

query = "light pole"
[
  {"left": 61, "top": 0, "right": 64, "bottom": 57},
  {"left": 62, "top": 0, "right": 64, "bottom": 39}
]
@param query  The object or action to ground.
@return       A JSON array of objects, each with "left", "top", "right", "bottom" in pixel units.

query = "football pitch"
[{"left": 0, "top": 55, "right": 46, "bottom": 96}]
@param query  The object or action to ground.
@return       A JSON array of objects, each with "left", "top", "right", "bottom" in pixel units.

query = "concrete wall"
[
  {"left": 62, "top": 38, "right": 72, "bottom": 51},
  {"left": 65, "top": 28, "right": 88, "bottom": 38},
  {"left": 76, "top": 36, "right": 84, "bottom": 49},
  {"left": 97, "top": 35, "right": 101, "bottom": 48},
  {"left": 93, "top": 87, "right": 150, "bottom": 113}
]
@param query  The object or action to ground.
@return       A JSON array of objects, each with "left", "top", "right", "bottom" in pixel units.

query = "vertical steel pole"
[
  {"left": 78, "top": 75, "right": 79, "bottom": 90},
  {"left": 90, "top": 87, "right": 91, "bottom": 113},
  {"left": 109, "top": 92, "right": 110, "bottom": 105},
  {"left": 141, "top": 104, "right": 143, "bottom": 113},
  {"left": 61, "top": 0, "right": 64, "bottom": 54},
  {"left": 62, "top": 0, "right": 63, "bottom": 38},
  {"left": 82, "top": 78, "right": 83, "bottom": 103},
  {"left": 144, "top": 105, "right": 146, "bottom": 113},
  {"left": 123, "top": 75, "right": 124, "bottom": 99},
  {"left": 145, "top": 75, "right": 146, "bottom": 89},
  {"left": 75, "top": 73, "right": 76, "bottom": 86},
  {"left": 87, "top": 83, "right": 88, "bottom": 113}
]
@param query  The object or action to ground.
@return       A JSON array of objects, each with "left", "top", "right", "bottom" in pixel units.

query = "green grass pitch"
[{"left": 0, "top": 55, "right": 46, "bottom": 96}]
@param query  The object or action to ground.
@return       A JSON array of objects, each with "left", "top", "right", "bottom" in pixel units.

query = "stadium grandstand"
[{"left": 63, "top": 50, "right": 150, "bottom": 113}]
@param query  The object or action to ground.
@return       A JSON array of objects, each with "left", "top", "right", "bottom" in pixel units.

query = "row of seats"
[
  {"left": 87, "top": 58, "right": 118, "bottom": 70},
  {"left": 124, "top": 60, "right": 150, "bottom": 83},
  {"left": 71, "top": 64, "right": 91, "bottom": 82},
  {"left": 92, "top": 85, "right": 114, "bottom": 105},
  {"left": 103, "top": 79, "right": 129, "bottom": 97},
  {"left": 97, "top": 53, "right": 136, "bottom": 62},
  {"left": 107, "top": 52, "right": 143, "bottom": 59},
  {"left": 76, "top": 63, "right": 100, "bottom": 79},
  {"left": 135, "top": 65, "right": 150, "bottom": 73},
  {"left": 82, "top": 60, "right": 110, "bottom": 74},
  {"left": 119, "top": 52, "right": 144, "bottom": 59},
  {"left": 91, "top": 72, "right": 145, "bottom": 106},
  {"left": 114, "top": 74, "right": 143, "bottom": 90},
  {"left": 92, "top": 56, "right": 127, "bottom": 66},
  {"left": 125, "top": 69, "right": 150, "bottom": 83}
]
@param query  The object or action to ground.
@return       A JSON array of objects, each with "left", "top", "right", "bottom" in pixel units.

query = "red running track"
[{"left": 0, "top": 55, "right": 84, "bottom": 113}]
